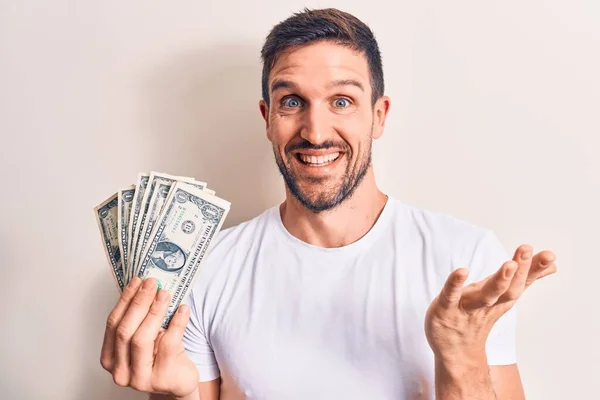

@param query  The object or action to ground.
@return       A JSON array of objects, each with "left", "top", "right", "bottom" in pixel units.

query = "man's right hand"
[{"left": 100, "top": 277, "right": 199, "bottom": 398}]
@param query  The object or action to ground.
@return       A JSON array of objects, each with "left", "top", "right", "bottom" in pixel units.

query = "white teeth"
[{"left": 299, "top": 152, "right": 340, "bottom": 165}]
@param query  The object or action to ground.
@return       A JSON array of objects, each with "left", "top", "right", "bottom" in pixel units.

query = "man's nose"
[{"left": 299, "top": 103, "right": 333, "bottom": 145}]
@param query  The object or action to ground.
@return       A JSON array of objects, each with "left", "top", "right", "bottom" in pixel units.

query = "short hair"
[{"left": 260, "top": 8, "right": 384, "bottom": 106}]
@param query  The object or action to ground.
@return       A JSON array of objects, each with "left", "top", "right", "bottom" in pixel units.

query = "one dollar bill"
[
  {"left": 94, "top": 193, "right": 126, "bottom": 292},
  {"left": 130, "top": 171, "right": 204, "bottom": 280},
  {"left": 127, "top": 173, "right": 150, "bottom": 281},
  {"left": 135, "top": 179, "right": 208, "bottom": 278},
  {"left": 137, "top": 181, "right": 231, "bottom": 328},
  {"left": 117, "top": 185, "right": 135, "bottom": 280}
]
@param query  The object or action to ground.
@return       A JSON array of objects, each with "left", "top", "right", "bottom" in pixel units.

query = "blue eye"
[
  {"left": 282, "top": 97, "right": 302, "bottom": 108},
  {"left": 334, "top": 98, "right": 350, "bottom": 108}
]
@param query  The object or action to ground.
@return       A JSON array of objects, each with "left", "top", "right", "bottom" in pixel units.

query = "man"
[{"left": 100, "top": 8, "right": 557, "bottom": 400}]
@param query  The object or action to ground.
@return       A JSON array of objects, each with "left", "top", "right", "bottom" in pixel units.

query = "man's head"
[{"left": 259, "top": 8, "right": 391, "bottom": 213}]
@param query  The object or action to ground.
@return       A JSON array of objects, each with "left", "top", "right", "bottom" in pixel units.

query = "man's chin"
[
  {"left": 279, "top": 167, "right": 352, "bottom": 212},
  {"left": 289, "top": 188, "right": 345, "bottom": 213}
]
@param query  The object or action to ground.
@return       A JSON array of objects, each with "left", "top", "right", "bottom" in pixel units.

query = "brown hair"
[{"left": 260, "top": 8, "right": 384, "bottom": 106}]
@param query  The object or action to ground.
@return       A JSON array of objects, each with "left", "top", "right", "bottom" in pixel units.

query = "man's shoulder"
[
  {"left": 208, "top": 205, "right": 276, "bottom": 255},
  {"left": 396, "top": 199, "right": 491, "bottom": 243},
  {"left": 394, "top": 199, "right": 507, "bottom": 274},
  {"left": 187, "top": 206, "right": 276, "bottom": 296},
  {"left": 397, "top": 200, "right": 509, "bottom": 281}
]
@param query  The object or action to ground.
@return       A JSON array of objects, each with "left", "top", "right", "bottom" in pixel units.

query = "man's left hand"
[{"left": 425, "top": 245, "right": 557, "bottom": 363}]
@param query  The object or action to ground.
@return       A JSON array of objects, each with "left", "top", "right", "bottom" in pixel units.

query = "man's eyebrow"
[
  {"left": 328, "top": 79, "right": 364, "bottom": 92},
  {"left": 270, "top": 79, "right": 365, "bottom": 93},
  {"left": 271, "top": 79, "right": 297, "bottom": 93}
]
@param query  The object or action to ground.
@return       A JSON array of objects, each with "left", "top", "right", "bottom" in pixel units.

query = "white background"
[{"left": 0, "top": 1, "right": 598, "bottom": 399}]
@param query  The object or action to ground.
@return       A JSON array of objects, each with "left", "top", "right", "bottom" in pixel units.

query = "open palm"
[{"left": 425, "top": 244, "right": 557, "bottom": 359}]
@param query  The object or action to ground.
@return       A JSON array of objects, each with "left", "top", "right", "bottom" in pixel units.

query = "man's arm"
[
  {"left": 435, "top": 354, "right": 496, "bottom": 400},
  {"left": 434, "top": 357, "right": 525, "bottom": 400},
  {"left": 490, "top": 364, "right": 526, "bottom": 399},
  {"left": 426, "top": 241, "right": 556, "bottom": 399},
  {"left": 149, "top": 378, "right": 220, "bottom": 400}
]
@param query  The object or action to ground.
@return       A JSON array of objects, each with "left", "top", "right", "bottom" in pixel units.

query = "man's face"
[{"left": 260, "top": 41, "right": 389, "bottom": 213}]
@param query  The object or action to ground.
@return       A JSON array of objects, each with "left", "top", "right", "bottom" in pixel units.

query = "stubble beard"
[{"left": 273, "top": 136, "right": 373, "bottom": 214}]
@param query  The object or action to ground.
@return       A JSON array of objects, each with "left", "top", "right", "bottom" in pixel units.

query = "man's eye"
[
  {"left": 333, "top": 98, "right": 351, "bottom": 108},
  {"left": 282, "top": 97, "right": 302, "bottom": 108}
]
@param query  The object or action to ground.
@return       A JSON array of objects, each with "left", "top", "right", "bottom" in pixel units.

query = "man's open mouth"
[{"left": 296, "top": 152, "right": 341, "bottom": 166}]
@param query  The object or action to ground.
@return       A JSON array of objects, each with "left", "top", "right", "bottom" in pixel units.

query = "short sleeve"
[
  {"left": 181, "top": 290, "right": 221, "bottom": 381},
  {"left": 468, "top": 230, "right": 518, "bottom": 366}
]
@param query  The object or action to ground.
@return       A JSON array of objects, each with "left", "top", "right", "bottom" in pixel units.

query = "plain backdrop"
[{"left": 0, "top": 0, "right": 598, "bottom": 399}]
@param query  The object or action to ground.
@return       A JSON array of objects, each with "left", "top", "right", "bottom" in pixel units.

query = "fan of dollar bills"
[{"left": 94, "top": 171, "right": 231, "bottom": 327}]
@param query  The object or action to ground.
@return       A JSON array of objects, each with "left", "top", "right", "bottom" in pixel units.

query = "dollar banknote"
[
  {"left": 134, "top": 179, "right": 172, "bottom": 276},
  {"left": 117, "top": 186, "right": 135, "bottom": 278},
  {"left": 94, "top": 171, "right": 230, "bottom": 309},
  {"left": 136, "top": 181, "right": 230, "bottom": 328},
  {"left": 94, "top": 193, "right": 126, "bottom": 291},
  {"left": 130, "top": 172, "right": 206, "bottom": 279},
  {"left": 126, "top": 173, "right": 150, "bottom": 281},
  {"left": 134, "top": 179, "right": 208, "bottom": 279}
]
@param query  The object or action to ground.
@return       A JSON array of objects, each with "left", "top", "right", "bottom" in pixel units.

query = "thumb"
[
  {"left": 160, "top": 305, "right": 191, "bottom": 355},
  {"left": 439, "top": 267, "right": 469, "bottom": 308}
]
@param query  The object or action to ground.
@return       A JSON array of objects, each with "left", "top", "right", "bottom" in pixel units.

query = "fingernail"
[
  {"left": 143, "top": 278, "right": 156, "bottom": 290},
  {"left": 505, "top": 265, "right": 517, "bottom": 279},
  {"left": 520, "top": 251, "right": 532, "bottom": 261},
  {"left": 156, "top": 289, "right": 169, "bottom": 303},
  {"left": 129, "top": 277, "right": 142, "bottom": 289},
  {"left": 177, "top": 305, "right": 188, "bottom": 314}
]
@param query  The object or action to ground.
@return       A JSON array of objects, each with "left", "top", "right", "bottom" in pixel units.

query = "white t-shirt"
[{"left": 182, "top": 197, "right": 516, "bottom": 399}]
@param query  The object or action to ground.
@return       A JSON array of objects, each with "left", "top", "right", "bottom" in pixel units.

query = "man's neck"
[{"left": 279, "top": 173, "right": 388, "bottom": 248}]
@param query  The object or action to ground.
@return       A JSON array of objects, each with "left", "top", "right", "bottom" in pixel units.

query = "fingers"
[
  {"left": 445, "top": 245, "right": 558, "bottom": 313},
  {"left": 100, "top": 277, "right": 143, "bottom": 373},
  {"left": 499, "top": 245, "right": 533, "bottom": 302},
  {"left": 154, "top": 330, "right": 167, "bottom": 357},
  {"left": 464, "top": 261, "right": 517, "bottom": 310},
  {"left": 537, "top": 262, "right": 557, "bottom": 279},
  {"left": 526, "top": 250, "right": 557, "bottom": 287},
  {"left": 158, "top": 304, "right": 191, "bottom": 357},
  {"left": 113, "top": 278, "right": 159, "bottom": 386},
  {"left": 129, "top": 289, "right": 171, "bottom": 390},
  {"left": 438, "top": 268, "right": 469, "bottom": 308}
]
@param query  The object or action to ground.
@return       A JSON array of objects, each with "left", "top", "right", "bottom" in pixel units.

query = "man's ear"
[
  {"left": 259, "top": 99, "right": 271, "bottom": 141},
  {"left": 372, "top": 95, "right": 391, "bottom": 140}
]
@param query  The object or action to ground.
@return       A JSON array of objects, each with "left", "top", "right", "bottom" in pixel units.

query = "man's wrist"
[
  {"left": 435, "top": 351, "right": 489, "bottom": 380},
  {"left": 434, "top": 352, "right": 496, "bottom": 400}
]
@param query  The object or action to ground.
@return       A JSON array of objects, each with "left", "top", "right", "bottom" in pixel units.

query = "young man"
[{"left": 100, "top": 8, "right": 557, "bottom": 400}]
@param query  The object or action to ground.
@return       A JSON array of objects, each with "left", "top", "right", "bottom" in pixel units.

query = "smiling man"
[{"left": 100, "top": 8, "right": 557, "bottom": 400}]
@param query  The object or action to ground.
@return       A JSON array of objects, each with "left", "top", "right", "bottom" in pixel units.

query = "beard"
[{"left": 273, "top": 135, "right": 373, "bottom": 213}]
